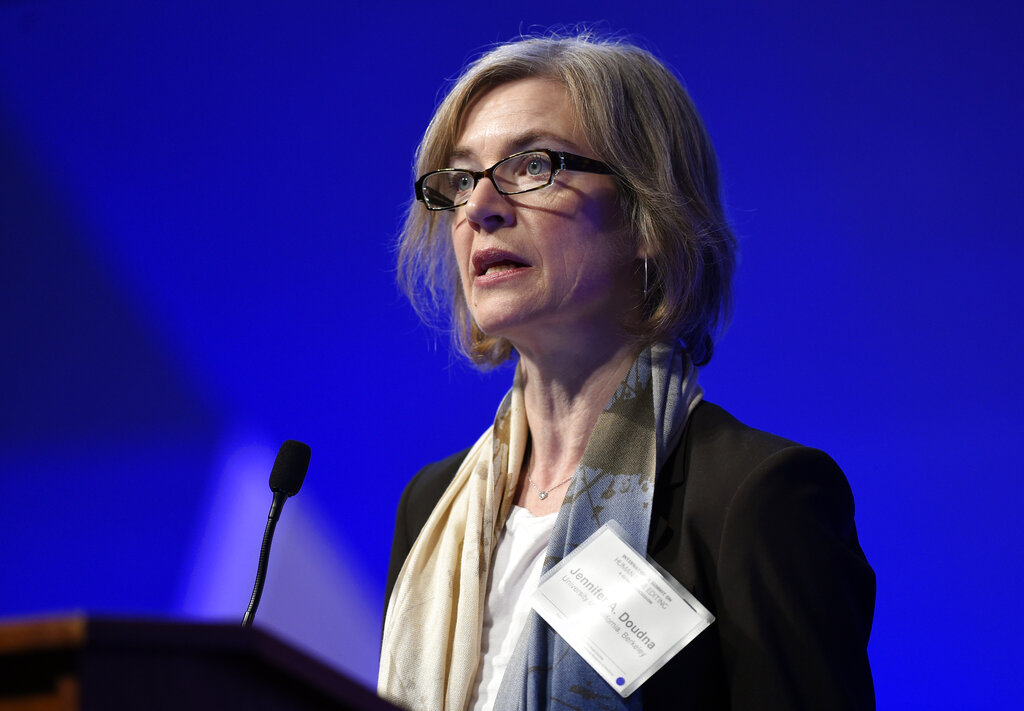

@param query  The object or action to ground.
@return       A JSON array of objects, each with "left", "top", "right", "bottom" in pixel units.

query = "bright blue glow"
[
  {"left": 1, "top": 2, "right": 1021, "bottom": 704},
  {"left": 178, "top": 437, "right": 277, "bottom": 618}
]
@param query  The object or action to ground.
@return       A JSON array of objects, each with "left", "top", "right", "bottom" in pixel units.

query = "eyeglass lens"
[{"left": 422, "top": 151, "right": 554, "bottom": 209}]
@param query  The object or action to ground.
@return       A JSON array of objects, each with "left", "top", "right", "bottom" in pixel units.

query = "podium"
[{"left": 0, "top": 614, "right": 399, "bottom": 710}]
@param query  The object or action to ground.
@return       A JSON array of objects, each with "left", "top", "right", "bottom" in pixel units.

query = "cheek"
[
  {"left": 585, "top": 190, "right": 629, "bottom": 241},
  {"left": 450, "top": 220, "right": 471, "bottom": 276},
  {"left": 450, "top": 221, "right": 479, "bottom": 305},
  {"left": 548, "top": 180, "right": 626, "bottom": 235},
  {"left": 562, "top": 199, "right": 632, "bottom": 266}
]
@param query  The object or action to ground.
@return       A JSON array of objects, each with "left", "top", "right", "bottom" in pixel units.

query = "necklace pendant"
[{"left": 538, "top": 491, "right": 548, "bottom": 500}]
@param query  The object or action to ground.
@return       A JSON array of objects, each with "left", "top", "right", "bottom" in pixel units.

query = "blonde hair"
[{"left": 397, "top": 33, "right": 736, "bottom": 366}]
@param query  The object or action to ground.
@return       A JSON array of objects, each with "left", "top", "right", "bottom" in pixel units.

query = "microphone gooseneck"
[{"left": 242, "top": 440, "right": 311, "bottom": 629}]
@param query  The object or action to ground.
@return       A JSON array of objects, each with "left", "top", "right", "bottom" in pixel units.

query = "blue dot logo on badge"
[{"left": 616, "top": 677, "right": 625, "bottom": 686}]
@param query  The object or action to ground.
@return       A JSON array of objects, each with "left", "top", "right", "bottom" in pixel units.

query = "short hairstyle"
[{"left": 397, "top": 33, "right": 736, "bottom": 367}]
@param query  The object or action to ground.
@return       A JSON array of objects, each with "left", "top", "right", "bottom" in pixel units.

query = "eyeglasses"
[{"left": 414, "top": 148, "right": 614, "bottom": 211}]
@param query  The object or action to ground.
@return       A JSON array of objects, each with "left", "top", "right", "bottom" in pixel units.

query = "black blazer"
[{"left": 385, "top": 402, "right": 875, "bottom": 710}]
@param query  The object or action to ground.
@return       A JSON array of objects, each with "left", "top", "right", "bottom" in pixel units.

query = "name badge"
[{"left": 530, "top": 521, "right": 714, "bottom": 697}]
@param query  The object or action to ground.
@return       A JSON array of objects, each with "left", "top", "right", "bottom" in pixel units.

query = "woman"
[{"left": 379, "top": 34, "right": 874, "bottom": 711}]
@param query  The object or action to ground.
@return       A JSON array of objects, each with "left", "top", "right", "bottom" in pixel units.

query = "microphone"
[{"left": 241, "top": 440, "right": 311, "bottom": 628}]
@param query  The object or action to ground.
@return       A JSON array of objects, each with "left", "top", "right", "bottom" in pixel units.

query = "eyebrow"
[{"left": 448, "top": 131, "right": 584, "bottom": 165}]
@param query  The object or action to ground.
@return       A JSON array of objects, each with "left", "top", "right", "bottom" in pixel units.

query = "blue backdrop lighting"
[{"left": 1, "top": 1, "right": 1021, "bottom": 705}]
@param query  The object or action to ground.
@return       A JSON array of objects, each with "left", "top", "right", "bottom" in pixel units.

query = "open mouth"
[
  {"left": 480, "top": 260, "right": 525, "bottom": 275},
  {"left": 472, "top": 249, "right": 530, "bottom": 277}
]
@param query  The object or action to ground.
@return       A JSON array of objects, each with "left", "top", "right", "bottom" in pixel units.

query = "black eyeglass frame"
[{"left": 414, "top": 148, "right": 614, "bottom": 211}]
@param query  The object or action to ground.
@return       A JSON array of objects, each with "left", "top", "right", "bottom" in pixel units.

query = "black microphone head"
[{"left": 269, "top": 440, "right": 310, "bottom": 497}]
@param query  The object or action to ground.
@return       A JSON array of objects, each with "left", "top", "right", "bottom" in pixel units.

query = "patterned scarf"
[{"left": 379, "top": 341, "right": 701, "bottom": 710}]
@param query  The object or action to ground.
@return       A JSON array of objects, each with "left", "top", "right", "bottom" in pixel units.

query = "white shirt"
[{"left": 468, "top": 505, "right": 558, "bottom": 711}]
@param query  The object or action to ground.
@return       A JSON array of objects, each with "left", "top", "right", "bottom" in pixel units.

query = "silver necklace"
[{"left": 527, "top": 472, "right": 574, "bottom": 500}]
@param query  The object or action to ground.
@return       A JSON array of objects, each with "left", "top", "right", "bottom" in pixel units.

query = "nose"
[{"left": 463, "top": 176, "right": 514, "bottom": 232}]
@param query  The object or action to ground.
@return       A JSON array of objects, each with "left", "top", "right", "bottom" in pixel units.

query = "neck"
[{"left": 517, "top": 336, "right": 641, "bottom": 491}]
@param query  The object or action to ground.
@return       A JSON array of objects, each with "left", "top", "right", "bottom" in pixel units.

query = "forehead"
[{"left": 451, "top": 77, "right": 589, "bottom": 162}]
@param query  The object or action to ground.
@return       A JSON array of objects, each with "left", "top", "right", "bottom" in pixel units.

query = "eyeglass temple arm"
[{"left": 560, "top": 152, "right": 614, "bottom": 175}]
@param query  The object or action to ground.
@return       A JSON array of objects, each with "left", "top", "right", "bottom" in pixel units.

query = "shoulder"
[
  {"left": 684, "top": 400, "right": 807, "bottom": 472},
  {"left": 648, "top": 401, "right": 875, "bottom": 709},
  {"left": 392, "top": 446, "right": 470, "bottom": 556},
  {"left": 670, "top": 400, "right": 851, "bottom": 513},
  {"left": 652, "top": 399, "right": 862, "bottom": 596},
  {"left": 384, "top": 446, "right": 471, "bottom": 613},
  {"left": 683, "top": 403, "right": 861, "bottom": 563},
  {"left": 397, "top": 447, "right": 469, "bottom": 529}
]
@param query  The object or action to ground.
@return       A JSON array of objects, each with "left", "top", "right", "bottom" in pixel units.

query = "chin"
[
  {"left": 472, "top": 316, "right": 529, "bottom": 341},
  {"left": 469, "top": 294, "right": 536, "bottom": 333}
]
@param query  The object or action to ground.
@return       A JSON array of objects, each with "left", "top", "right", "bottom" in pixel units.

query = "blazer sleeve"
[
  {"left": 715, "top": 446, "right": 875, "bottom": 710},
  {"left": 384, "top": 478, "right": 414, "bottom": 618},
  {"left": 712, "top": 448, "right": 880, "bottom": 708}
]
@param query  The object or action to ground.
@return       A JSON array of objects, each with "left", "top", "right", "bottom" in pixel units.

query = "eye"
[
  {"left": 456, "top": 174, "right": 474, "bottom": 192},
  {"left": 515, "top": 152, "right": 551, "bottom": 177}
]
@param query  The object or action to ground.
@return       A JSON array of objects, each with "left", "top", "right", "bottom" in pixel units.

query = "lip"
[{"left": 471, "top": 247, "right": 531, "bottom": 278}]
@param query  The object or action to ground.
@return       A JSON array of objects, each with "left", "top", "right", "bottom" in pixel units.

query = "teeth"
[{"left": 486, "top": 264, "right": 518, "bottom": 274}]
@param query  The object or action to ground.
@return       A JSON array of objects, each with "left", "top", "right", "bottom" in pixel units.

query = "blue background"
[{"left": 1, "top": 1, "right": 1021, "bottom": 706}]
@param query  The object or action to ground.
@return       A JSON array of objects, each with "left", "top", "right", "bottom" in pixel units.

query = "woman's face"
[{"left": 450, "top": 77, "right": 639, "bottom": 357}]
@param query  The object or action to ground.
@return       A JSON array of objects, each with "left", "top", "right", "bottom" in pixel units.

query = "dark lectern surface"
[{"left": 0, "top": 614, "right": 399, "bottom": 711}]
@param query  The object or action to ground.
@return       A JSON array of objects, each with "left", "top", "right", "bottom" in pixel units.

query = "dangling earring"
[{"left": 643, "top": 256, "right": 649, "bottom": 298}]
